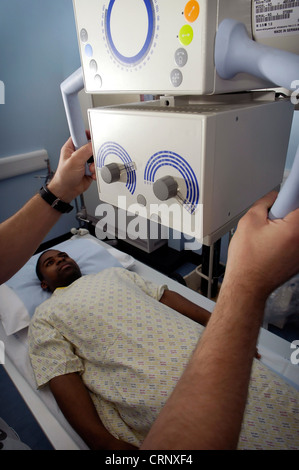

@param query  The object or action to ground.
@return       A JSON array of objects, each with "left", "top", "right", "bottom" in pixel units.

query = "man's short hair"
[{"left": 35, "top": 250, "right": 51, "bottom": 282}]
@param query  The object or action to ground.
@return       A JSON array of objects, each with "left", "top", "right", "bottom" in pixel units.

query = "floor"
[
  {"left": 0, "top": 365, "right": 54, "bottom": 450},
  {"left": 268, "top": 320, "right": 299, "bottom": 343}
]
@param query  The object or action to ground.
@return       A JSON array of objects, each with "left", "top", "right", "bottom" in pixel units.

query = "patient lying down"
[{"left": 29, "top": 250, "right": 299, "bottom": 450}]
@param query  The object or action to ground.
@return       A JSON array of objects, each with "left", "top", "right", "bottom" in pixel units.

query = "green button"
[{"left": 179, "top": 25, "right": 193, "bottom": 46}]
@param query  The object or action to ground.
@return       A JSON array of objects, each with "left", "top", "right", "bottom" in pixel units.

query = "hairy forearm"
[
  {"left": 143, "top": 193, "right": 299, "bottom": 450},
  {"left": 160, "top": 290, "right": 211, "bottom": 326},
  {"left": 0, "top": 194, "right": 61, "bottom": 284},
  {"left": 142, "top": 281, "right": 265, "bottom": 450},
  {"left": 0, "top": 137, "right": 95, "bottom": 285}
]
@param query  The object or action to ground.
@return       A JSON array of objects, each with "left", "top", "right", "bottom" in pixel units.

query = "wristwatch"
[{"left": 39, "top": 186, "right": 73, "bottom": 213}]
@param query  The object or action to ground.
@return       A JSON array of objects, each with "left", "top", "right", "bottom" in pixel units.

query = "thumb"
[
  {"left": 68, "top": 142, "right": 93, "bottom": 168},
  {"left": 252, "top": 191, "right": 278, "bottom": 211},
  {"left": 283, "top": 206, "right": 299, "bottom": 224}
]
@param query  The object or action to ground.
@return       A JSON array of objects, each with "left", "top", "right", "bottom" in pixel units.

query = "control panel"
[
  {"left": 73, "top": 0, "right": 275, "bottom": 95},
  {"left": 88, "top": 94, "right": 294, "bottom": 244}
]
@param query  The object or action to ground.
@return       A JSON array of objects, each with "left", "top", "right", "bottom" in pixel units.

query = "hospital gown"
[{"left": 28, "top": 268, "right": 299, "bottom": 449}]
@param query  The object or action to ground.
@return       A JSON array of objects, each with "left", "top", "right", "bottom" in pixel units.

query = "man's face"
[{"left": 38, "top": 250, "right": 82, "bottom": 292}]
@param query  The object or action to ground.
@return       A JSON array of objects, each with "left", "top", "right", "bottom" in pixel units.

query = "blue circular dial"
[{"left": 105, "top": 0, "right": 155, "bottom": 66}]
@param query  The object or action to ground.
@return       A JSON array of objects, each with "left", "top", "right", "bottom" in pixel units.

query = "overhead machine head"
[{"left": 67, "top": 0, "right": 299, "bottom": 244}]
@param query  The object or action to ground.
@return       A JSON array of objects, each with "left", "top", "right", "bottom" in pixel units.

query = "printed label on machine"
[{"left": 253, "top": 0, "right": 299, "bottom": 38}]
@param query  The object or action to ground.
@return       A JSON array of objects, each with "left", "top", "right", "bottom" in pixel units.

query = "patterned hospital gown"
[{"left": 28, "top": 268, "right": 299, "bottom": 449}]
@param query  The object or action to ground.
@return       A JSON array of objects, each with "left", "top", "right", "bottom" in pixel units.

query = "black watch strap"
[{"left": 39, "top": 186, "right": 73, "bottom": 213}]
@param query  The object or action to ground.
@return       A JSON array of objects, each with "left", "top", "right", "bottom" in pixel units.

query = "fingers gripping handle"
[
  {"left": 215, "top": 19, "right": 299, "bottom": 91},
  {"left": 269, "top": 145, "right": 299, "bottom": 220},
  {"left": 60, "top": 67, "right": 92, "bottom": 175}
]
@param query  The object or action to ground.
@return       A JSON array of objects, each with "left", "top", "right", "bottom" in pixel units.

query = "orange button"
[{"left": 184, "top": 0, "right": 200, "bottom": 23}]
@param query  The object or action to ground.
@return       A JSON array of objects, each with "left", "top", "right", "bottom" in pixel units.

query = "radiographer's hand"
[
  {"left": 224, "top": 191, "right": 299, "bottom": 304},
  {"left": 47, "top": 131, "right": 96, "bottom": 203}
]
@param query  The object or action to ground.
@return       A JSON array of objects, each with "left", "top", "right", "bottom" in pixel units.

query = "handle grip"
[
  {"left": 215, "top": 19, "right": 299, "bottom": 91},
  {"left": 60, "top": 67, "right": 91, "bottom": 175},
  {"left": 269, "top": 144, "right": 299, "bottom": 220}
]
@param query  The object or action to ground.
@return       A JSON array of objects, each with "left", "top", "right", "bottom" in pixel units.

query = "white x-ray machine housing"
[
  {"left": 88, "top": 93, "right": 293, "bottom": 245},
  {"left": 73, "top": 0, "right": 299, "bottom": 95},
  {"left": 63, "top": 0, "right": 299, "bottom": 252}
]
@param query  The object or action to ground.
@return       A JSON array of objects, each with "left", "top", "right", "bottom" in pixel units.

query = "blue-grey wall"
[{"left": 0, "top": 0, "right": 81, "bottom": 241}]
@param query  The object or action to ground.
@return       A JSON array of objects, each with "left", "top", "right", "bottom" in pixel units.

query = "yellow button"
[
  {"left": 179, "top": 25, "right": 193, "bottom": 46},
  {"left": 184, "top": 1, "right": 200, "bottom": 23}
]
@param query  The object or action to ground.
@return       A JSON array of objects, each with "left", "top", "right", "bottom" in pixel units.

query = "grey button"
[
  {"left": 80, "top": 28, "right": 88, "bottom": 43},
  {"left": 170, "top": 69, "right": 183, "bottom": 87},
  {"left": 175, "top": 48, "right": 188, "bottom": 67},
  {"left": 0, "top": 429, "right": 7, "bottom": 441},
  {"left": 94, "top": 74, "right": 102, "bottom": 88},
  {"left": 137, "top": 194, "right": 147, "bottom": 206},
  {"left": 89, "top": 60, "right": 98, "bottom": 72}
]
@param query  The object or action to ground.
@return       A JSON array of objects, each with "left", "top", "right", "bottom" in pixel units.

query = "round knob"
[
  {"left": 101, "top": 163, "right": 122, "bottom": 184},
  {"left": 153, "top": 176, "right": 178, "bottom": 201}
]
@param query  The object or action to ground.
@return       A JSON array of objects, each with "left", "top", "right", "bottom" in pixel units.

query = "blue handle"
[
  {"left": 269, "top": 144, "right": 299, "bottom": 220},
  {"left": 215, "top": 19, "right": 299, "bottom": 91},
  {"left": 61, "top": 67, "right": 91, "bottom": 175}
]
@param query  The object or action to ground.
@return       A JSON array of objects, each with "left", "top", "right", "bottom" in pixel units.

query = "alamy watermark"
[
  {"left": 0, "top": 341, "right": 4, "bottom": 365},
  {"left": 95, "top": 196, "right": 203, "bottom": 250},
  {"left": 291, "top": 80, "right": 299, "bottom": 106},
  {"left": 0, "top": 80, "right": 4, "bottom": 104},
  {"left": 290, "top": 340, "right": 299, "bottom": 365}
]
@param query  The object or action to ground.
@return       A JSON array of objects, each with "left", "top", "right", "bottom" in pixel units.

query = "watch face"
[
  {"left": 40, "top": 187, "right": 73, "bottom": 213},
  {"left": 53, "top": 200, "right": 73, "bottom": 213}
]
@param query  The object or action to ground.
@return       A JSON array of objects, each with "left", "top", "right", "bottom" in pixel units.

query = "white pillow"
[
  {"left": 0, "top": 284, "right": 31, "bottom": 335},
  {"left": 1, "top": 238, "right": 134, "bottom": 335}
]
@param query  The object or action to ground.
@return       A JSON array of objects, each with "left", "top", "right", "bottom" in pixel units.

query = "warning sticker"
[{"left": 253, "top": 0, "right": 299, "bottom": 38}]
